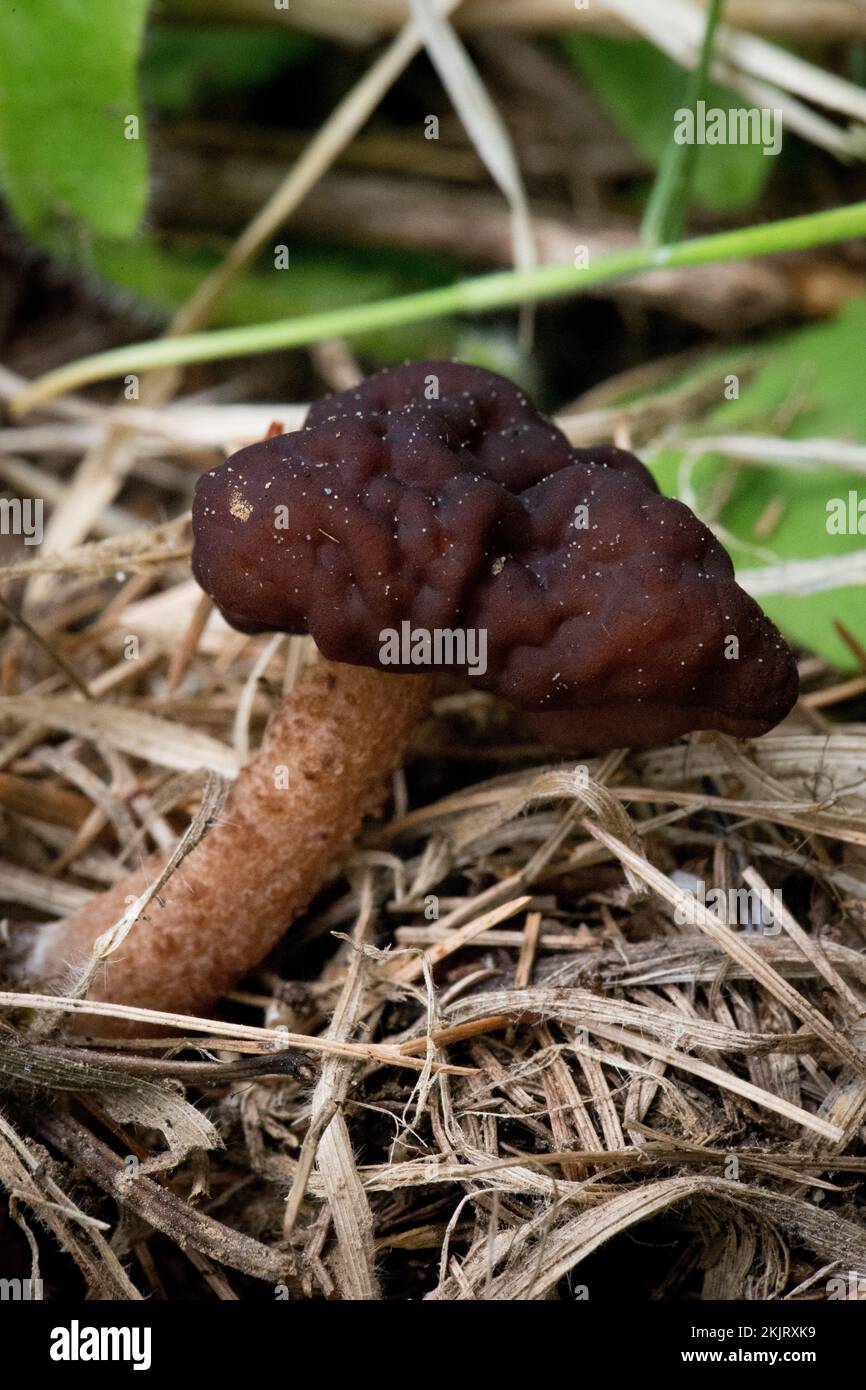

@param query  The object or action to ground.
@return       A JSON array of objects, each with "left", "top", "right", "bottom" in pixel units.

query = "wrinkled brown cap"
[{"left": 192, "top": 361, "right": 798, "bottom": 750}]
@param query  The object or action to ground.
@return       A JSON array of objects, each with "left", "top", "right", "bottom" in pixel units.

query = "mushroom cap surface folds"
[{"left": 192, "top": 361, "right": 798, "bottom": 749}]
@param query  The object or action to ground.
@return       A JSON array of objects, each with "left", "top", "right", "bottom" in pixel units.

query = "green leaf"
[
  {"left": 564, "top": 34, "right": 774, "bottom": 212},
  {"left": 0, "top": 0, "right": 149, "bottom": 242},
  {"left": 646, "top": 298, "right": 866, "bottom": 670},
  {"left": 141, "top": 24, "right": 319, "bottom": 117}
]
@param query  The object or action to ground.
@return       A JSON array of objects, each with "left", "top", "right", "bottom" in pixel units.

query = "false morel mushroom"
[
  {"left": 14, "top": 361, "right": 797, "bottom": 1027},
  {"left": 194, "top": 360, "right": 797, "bottom": 747}
]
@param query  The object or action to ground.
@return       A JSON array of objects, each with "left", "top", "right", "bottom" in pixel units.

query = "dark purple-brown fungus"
[{"left": 192, "top": 361, "right": 798, "bottom": 750}]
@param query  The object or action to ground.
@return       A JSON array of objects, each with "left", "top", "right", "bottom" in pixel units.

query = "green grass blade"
[
  {"left": 12, "top": 199, "right": 866, "bottom": 415},
  {"left": 642, "top": 0, "right": 726, "bottom": 246}
]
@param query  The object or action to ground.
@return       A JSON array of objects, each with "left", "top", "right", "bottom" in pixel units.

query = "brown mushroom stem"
[{"left": 15, "top": 661, "right": 431, "bottom": 1030}]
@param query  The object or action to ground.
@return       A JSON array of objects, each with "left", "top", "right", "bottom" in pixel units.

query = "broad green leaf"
[
  {"left": 141, "top": 24, "right": 319, "bottom": 117},
  {"left": 0, "top": 0, "right": 149, "bottom": 242},
  {"left": 563, "top": 35, "right": 774, "bottom": 212},
  {"left": 646, "top": 298, "right": 866, "bottom": 670}
]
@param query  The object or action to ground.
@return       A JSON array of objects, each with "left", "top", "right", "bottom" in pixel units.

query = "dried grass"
[
  {"left": 0, "top": 494, "right": 865, "bottom": 1299},
  {"left": 1, "top": 0, "right": 865, "bottom": 1303}
]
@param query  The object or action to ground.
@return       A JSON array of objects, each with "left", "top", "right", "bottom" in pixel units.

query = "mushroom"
[{"left": 12, "top": 361, "right": 798, "bottom": 1026}]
